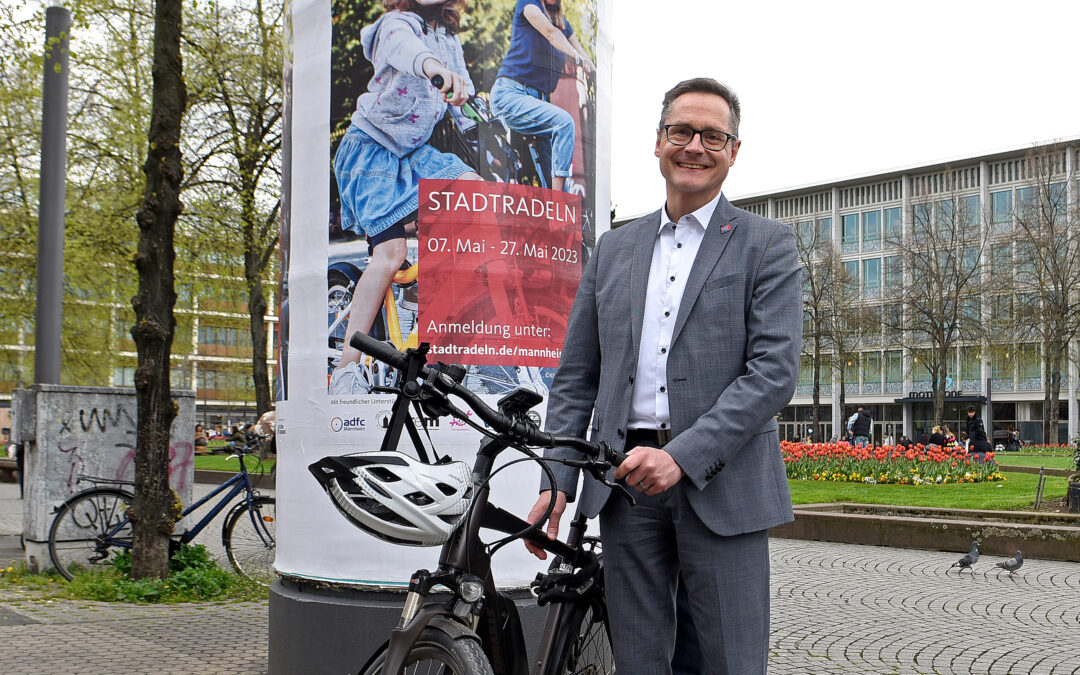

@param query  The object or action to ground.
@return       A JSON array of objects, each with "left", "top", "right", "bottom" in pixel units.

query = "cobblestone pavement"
[
  {"left": 768, "top": 538, "right": 1080, "bottom": 674},
  {"left": 2, "top": 480, "right": 1079, "bottom": 673}
]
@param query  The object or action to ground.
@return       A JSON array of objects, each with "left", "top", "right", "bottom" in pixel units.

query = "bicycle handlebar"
[{"left": 349, "top": 331, "right": 623, "bottom": 465}]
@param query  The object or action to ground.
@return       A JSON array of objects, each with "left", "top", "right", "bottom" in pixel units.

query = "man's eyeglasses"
[{"left": 660, "top": 124, "right": 737, "bottom": 151}]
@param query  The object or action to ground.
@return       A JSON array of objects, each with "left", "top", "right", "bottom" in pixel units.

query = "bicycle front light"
[{"left": 458, "top": 577, "right": 483, "bottom": 603}]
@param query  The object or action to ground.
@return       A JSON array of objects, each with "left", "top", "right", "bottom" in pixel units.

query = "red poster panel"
[{"left": 419, "top": 179, "right": 582, "bottom": 367}]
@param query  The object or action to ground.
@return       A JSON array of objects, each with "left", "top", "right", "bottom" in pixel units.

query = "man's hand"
[
  {"left": 524, "top": 490, "right": 567, "bottom": 560},
  {"left": 613, "top": 446, "right": 685, "bottom": 496}
]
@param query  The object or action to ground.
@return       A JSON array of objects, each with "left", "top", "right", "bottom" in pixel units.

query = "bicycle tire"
[
  {"left": 360, "top": 622, "right": 494, "bottom": 675},
  {"left": 554, "top": 600, "right": 615, "bottom": 675},
  {"left": 47, "top": 487, "right": 134, "bottom": 581},
  {"left": 223, "top": 496, "right": 277, "bottom": 585}
]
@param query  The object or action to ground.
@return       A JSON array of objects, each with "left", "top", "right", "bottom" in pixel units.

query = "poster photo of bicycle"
[{"left": 327, "top": 0, "right": 604, "bottom": 397}]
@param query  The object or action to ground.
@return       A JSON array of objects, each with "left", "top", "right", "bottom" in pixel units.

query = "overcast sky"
[{"left": 608, "top": 0, "right": 1080, "bottom": 219}]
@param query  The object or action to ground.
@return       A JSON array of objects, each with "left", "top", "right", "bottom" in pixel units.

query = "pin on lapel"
[{"left": 720, "top": 224, "right": 732, "bottom": 233}]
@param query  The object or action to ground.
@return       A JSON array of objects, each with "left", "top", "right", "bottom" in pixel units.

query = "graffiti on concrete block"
[{"left": 54, "top": 405, "right": 193, "bottom": 495}]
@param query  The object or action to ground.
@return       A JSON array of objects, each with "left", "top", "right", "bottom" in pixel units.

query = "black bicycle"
[
  {"left": 310, "top": 332, "right": 634, "bottom": 674},
  {"left": 48, "top": 442, "right": 276, "bottom": 585}
]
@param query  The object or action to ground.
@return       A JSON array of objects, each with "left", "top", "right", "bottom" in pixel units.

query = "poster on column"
[{"left": 277, "top": 0, "right": 612, "bottom": 585}]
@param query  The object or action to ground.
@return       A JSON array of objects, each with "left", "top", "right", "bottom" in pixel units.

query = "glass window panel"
[
  {"left": 934, "top": 199, "right": 955, "bottom": 229},
  {"left": 913, "top": 349, "right": 931, "bottom": 382},
  {"left": 883, "top": 207, "right": 901, "bottom": 240},
  {"left": 1017, "top": 343, "right": 1040, "bottom": 378},
  {"left": 991, "top": 190, "right": 1012, "bottom": 224},
  {"left": 842, "top": 214, "right": 859, "bottom": 244},
  {"left": 990, "top": 346, "right": 1013, "bottom": 379},
  {"left": 883, "top": 256, "right": 901, "bottom": 287},
  {"left": 843, "top": 356, "right": 858, "bottom": 384},
  {"left": 885, "top": 350, "right": 902, "bottom": 383},
  {"left": 862, "top": 210, "right": 881, "bottom": 243},
  {"left": 843, "top": 260, "right": 859, "bottom": 282},
  {"left": 960, "top": 347, "right": 981, "bottom": 380},
  {"left": 796, "top": 220, "right": 812, "bottom": 248},
  {"left": 862, "top": 351, "right": 882, "bottom": 384},
  {"left": 816, "top": 218, "right": 832, "bottom": 247},
  {"left": 990, "top": 243, "right": 1012, "bottom": 270},
  {"left": 863, "top": 258, "right": 881, "bottom": 289},
  {"left": 1016, "top": 186, "right": 1036, "bottom": 219},
  {"left": 912, "top": 203, "right": 932, "bottom": 238},
  {"left": 959, "top": 195, "right": 980, "bottom": 230}
]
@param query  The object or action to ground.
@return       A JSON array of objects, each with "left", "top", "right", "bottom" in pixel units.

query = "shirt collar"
[{"left": 659, "top": 191, "right": 724, "bottom": 234}]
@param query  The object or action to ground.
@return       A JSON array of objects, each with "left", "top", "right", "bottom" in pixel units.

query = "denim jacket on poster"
[{"left": 351, "top": 10, "right": 475, "bottom": 157}]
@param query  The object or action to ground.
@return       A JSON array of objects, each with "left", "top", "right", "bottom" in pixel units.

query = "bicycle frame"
[
  {"left": 373, "top": 438, "right": 604, "bottom": 675},
  {"left": 87, "top": 456, "right": 268, "bottom": 551}
]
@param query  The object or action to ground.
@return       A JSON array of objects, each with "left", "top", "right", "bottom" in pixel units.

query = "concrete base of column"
[{"left": 268, "top": 577, "right": 548, "bottom": 674}]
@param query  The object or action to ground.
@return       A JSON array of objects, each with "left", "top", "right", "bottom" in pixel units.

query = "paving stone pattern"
[
  {"left": 2, "top": 482, "right": 1079, "bottom": 673},
  {"left": 768, "top": 538, "right": 1080, "bottom": 674}
]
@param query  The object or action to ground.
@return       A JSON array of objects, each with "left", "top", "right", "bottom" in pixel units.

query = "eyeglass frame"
[{"left": 658, "top": 124, "right": 738, "bottom": 151}]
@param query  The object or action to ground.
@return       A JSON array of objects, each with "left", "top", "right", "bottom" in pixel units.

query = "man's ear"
[
  {"left": 654, "top": 130, "right": 663, "bottom": 158},
  {"left": 728, "top": 139, "right": 741, "bottom": 166}
]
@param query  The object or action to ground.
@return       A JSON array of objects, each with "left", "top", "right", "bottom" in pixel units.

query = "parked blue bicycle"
[{"left": 47, "top": 439, "right": 276, "bottom": 585}]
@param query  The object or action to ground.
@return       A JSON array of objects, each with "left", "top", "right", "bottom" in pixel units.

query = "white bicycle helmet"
[{"left": 309, "top": 452, "right": 473, "bottom": 546}]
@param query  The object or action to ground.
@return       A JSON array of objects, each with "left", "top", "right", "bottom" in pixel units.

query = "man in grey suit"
[{"left": 526, "top": 77, "right": 802, "bottom": 674}]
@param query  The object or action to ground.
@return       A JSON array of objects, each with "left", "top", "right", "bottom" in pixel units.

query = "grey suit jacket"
[{"left": 542, "top": 195, "right": 802, "bottom": 536}]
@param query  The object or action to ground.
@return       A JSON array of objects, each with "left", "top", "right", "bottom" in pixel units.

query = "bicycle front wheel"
[
  {"left": 223, "top": 496, "right": 277, "bottom": 585},
  {"left": 361, "top": 622, "right": 494, "bottom": 675},
  {"left": 48, "top": 487, "right": 134, "bottom": 581}
]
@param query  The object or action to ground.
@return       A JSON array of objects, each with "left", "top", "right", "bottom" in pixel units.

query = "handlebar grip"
[
  {"left": 349, "top": 331, "right": 412, "bottom": 372},
  {"left": 430, "top": 74, "right": 444, "bottom": 89}
]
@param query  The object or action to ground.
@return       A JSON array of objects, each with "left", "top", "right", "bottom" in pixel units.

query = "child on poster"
[{"left": 331, "top": 0, "right": 483, "bottom": 394}]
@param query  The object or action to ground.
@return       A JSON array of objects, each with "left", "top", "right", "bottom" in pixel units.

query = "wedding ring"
[{"left": 638, "top": 480, "right": 647, "bottom": 489}]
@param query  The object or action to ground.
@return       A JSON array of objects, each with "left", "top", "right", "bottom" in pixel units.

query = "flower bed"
[{"left": 781, "top": 441, "right": 1006, "bottom": 485}]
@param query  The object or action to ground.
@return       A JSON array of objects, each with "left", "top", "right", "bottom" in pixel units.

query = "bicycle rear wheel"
[
  {"left": 48, "top": 487, "right": 134, "bottom": 580},
  {"left": 556, "top": 601, "right": 614, "bottom": 675},
  {"left": 223, "top": 496, "right": 277, "bottom": 585}
]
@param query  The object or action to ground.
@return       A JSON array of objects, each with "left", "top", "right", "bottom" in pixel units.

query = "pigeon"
[
  {"left": 995, "top": 550, "right": 1023, "bottom": 577},
  {"left": 950, "top": 541, "right": 980, "bottom": 574}
]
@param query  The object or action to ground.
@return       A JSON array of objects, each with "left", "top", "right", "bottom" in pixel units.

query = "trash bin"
[{"left": 1069, "top": 481, "right": 1080, "bottom": 514}]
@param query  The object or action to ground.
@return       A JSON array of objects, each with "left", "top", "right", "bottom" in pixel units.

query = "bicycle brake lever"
[{"left": 611, "top": 482, "right": 637, "bottom": 507}]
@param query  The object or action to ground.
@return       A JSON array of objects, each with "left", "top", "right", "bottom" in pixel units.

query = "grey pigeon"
[
  {"left": 995, "top": 550, "right": 1023, "bottom": 577},
  {"left": 950, "top": 541, "right": 980, "bottom": 574}
]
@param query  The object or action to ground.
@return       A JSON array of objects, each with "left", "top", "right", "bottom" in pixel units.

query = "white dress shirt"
[{"left": 627, "top": 192, "right": 723, "bottom": 431}]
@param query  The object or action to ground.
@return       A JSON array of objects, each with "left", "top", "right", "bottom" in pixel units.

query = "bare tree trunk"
[
  {"left": 239, "top": 166, "right": 277, "bottom": 415},
  {"left": 130, "top": 0, "right": 185, "bottom": 580},
  {"left": 812, "top": 344, "right": 821, "bottom": 441}
]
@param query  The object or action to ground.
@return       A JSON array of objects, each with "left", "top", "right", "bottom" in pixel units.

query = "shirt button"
[
  {"left": 660, "top": 422, "right": 667, "bottom": 429},
  {"left": 669, "top": 275, "right": 675, "bottom": 282},
  {"left": 659, "top": 386, "right": 666, "bottom": 393},
  {"left": 660, "top": 347, "right": 667, "bottom": 354},
  {"left": 677, "top": 243, "right": 683, "bottom": 248},
  {"left": 664, "top": 311, "right": 670, "bottom": 317}
]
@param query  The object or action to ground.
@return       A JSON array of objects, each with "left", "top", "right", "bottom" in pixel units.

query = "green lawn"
[
  {"left": 995, "top": 454, "right": 1075, "bottom": 469},
  {"left": 193, "top": 454, "right": 275, "bottom": 473},
  {"left": 789, "top": 471, "right": 1068, "bottom": 510}
]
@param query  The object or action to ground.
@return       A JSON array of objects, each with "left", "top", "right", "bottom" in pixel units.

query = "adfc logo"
[{"left": 331, "top": 416, "right": 366, "bottom": 432}]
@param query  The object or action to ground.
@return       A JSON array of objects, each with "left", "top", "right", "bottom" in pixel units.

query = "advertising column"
[{"left": 277, "top": 0, "right": 611, "bottom": 588}]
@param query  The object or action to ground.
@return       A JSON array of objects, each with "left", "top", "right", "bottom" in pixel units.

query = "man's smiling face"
[{"left": 655, "top": 91, "right": 740, "bottom": 214}]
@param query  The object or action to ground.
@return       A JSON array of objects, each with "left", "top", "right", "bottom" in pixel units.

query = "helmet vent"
[
  {"left": 369, "top": 467, "right": 401, "bottom": 482},
  {"left": 435, "top": 482, "right": 457, "bottom": 496},
  {"left": 405, "top": 491, "right": 434, "bottom": 506}
]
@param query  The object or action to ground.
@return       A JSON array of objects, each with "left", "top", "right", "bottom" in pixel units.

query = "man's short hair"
[
  {"left": 856, "top": 404, "right": 864, "bottom": 410},
  {"left": 659, "top": 77, "right": 741, "bottom": 137},
  {"left": 968, "top": 406, "right": 976, "bottom": 413}
]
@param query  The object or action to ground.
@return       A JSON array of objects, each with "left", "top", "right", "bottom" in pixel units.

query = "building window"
[
  {"left": 841, "top": 214, "right": 859, "bottom": 248},
  {"left": 959, "top": 195, "right": 980, "bottom": 231},
  {"left": 883, "top": 207, "right": 901, "bottom": 241},
  {"left": 883, "top": 255, "right": 900, "bottom": 288},
  {"left": 862, "top": 258, "right": 881, "bottom": 294},
  {"left": 912, "top": 349, "right": 931, "bottom": 382},
  {"left": 991, "top": 190, "right": 1012, "bottom": 224},
  {"left": 113, "top": 366, "right": 136, "bottom": 387},
  {"left": 885, "top": 350, "right": 902, "bottom": 383},
  {"left": 816, "top": 218, "right": 832, "bottom": 248},
  {"left": 960, "top": 346, "right": 980, "bottom": 381},
  {"left": 862, "top": 351, "right": 882, "bottom": 385},
  {"left": 843, "top": 260, "right": 859, "bottom": 284},
  {"left": 1017, "top": 343, "right": 1040, "bottom": 379},
  {"left": 796, "top": 220, "right": 814, "bottom": 249},
  {"left": 862, "top": 210, "right": 881, "bottom": 247},
  {"left": 912, "top": 203, "right": 932, "bottom": 239}
]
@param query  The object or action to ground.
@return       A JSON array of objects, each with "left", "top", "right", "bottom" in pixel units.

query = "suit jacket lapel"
[
  {"left": 671, "top": 196, "right": 739, "bottom": 345},
  {"left": 629, "top": 210, "right": 661, "bottom": 363}
]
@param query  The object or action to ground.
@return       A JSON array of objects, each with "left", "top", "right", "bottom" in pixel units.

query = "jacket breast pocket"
[{"left": 701, "top": 273, "right": 743, "bottom": 295}]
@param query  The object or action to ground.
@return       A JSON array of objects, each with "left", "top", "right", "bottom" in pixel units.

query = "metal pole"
[{"left": 34, "top": 6, "right": 71, "bottom": 385}]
